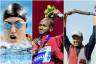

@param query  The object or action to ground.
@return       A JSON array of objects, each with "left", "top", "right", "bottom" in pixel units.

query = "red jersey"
[{"left": 32, "top": 34, "right": 64, "bottom": 64}]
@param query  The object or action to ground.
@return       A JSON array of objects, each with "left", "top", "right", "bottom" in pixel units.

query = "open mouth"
[{"left": 10, "top": 35, "right": 16, "bottom": 39}]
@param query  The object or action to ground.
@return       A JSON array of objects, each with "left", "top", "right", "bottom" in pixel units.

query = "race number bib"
[{"left": 33, "top": 46, "right": 51, "bottom": 64}]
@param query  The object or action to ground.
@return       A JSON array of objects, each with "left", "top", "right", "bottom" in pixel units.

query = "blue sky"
[
  {"left": 0, "top": 0, "right": 32, "bottom": 34},
  {"left": 64, "top": 0, "right": 96, "bottom": 64}
]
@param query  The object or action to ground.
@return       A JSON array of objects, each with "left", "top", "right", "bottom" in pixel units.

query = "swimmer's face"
[{"left": 4, "top": 17, "right": 26, "bottom": 43}]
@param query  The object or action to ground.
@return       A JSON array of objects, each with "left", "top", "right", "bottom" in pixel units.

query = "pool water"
[{"left": 0, "top": 47, "right": 32, "bottom": 64}]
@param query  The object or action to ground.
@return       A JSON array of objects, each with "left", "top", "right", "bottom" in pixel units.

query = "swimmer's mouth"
[{"left": 10, "top": 35, "right": 16, "bottom": 39}]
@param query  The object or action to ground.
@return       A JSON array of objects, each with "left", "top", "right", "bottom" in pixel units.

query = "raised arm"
[
  {"left": 63, "top": 13, "right": 72, "bottom": 53},
  {"left": 85, "top": 16, "right": 96, "bottom": 60}
]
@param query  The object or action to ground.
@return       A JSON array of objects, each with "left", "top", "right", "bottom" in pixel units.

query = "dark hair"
[
  {"left": 3, "top": 3, "right": 26, "bottom": 21},
  {"left": 41, "top": 17, "right": 54, "bottom": 27}
]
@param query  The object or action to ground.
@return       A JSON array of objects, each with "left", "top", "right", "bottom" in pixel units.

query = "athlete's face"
[
  {"left": 38, "top": 20, "right": 53, "bottom": 35},
  {"left": 72, "top": 36, "right": 82, "bottom": 47},
  {"left": 4, "top": 17, "right": 26, "bottom": 43}
]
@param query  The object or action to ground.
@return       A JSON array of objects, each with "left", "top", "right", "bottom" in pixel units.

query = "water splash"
[{"left": 0, "top": 47, "right": 32, "bottom": 64}]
